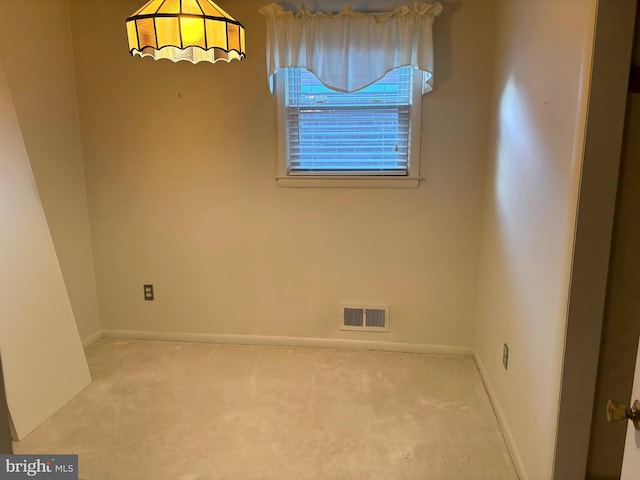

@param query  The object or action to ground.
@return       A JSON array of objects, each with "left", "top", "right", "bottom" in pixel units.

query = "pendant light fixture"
[{"left": 126, "top": 0, "right": 245, "bottom": 64}]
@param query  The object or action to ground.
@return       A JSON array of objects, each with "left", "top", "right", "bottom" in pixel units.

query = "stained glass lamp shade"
[{"left": 126, "top": 0, "right": 245, "bottom": 64}]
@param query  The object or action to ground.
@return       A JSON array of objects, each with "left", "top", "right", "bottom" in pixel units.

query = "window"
[
  {"left": 260, "top": 2, "right": 443, "bottom": 187},
  {"left": 275, "top": 67, "right": 423, "bottom": 187}
]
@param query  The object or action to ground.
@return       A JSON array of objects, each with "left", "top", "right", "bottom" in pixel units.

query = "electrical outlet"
[
  {"left": 502, "top": 343, "right": 509, "bottom": 370},
  {"left": 143, "top": 284, "right": 154, "bottom": 301}
]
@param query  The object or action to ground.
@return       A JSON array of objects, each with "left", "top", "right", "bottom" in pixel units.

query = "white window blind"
[{"left": 285, "top": 67, "right": 414, "bottom": 175}]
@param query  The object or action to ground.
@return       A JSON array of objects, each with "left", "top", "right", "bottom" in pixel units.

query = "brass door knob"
[{"left": 606, "top": 399, "right": 640, "bottom": 431}]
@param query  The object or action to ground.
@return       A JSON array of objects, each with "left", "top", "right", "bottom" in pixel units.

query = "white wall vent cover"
[{"left": 340, "top": 304, "right": 390, "bottom": 332}]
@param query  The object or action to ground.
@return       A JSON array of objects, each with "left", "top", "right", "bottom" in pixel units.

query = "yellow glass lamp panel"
[
  {"left": 137, "top": 18, "right": 157, "bottom": 49},
  {"left": 182, "top": 0, "right": 204, "bottom": 15},
  {"left": 240, "top": 27, "right": 245, "bottom": 53},
  {"left": 157, "top": 0, "right": 180, "bottom": 14},
  {"left": 199, "top": 0, "right": 227, "bottom": 18},
  {"left": 180, "top": 17, "right": 206, "bottom": 49},
  {"left": 205, "top": 19, "right": 227, "bottom": 50},
  {"left": 126, "top": 20, "right": 139, "bottom": 50},
  {"left": 227, "top": 23, "right": 240, "bottom": 52},
  {"left": 155, "top": 17, "right": 180, "bottom": 48},
  {"left": 130, "top": 0, "right": 164, "bottom": 17}
]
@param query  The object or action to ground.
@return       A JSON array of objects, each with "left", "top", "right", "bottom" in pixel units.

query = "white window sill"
[{"left": 275, "top": 175, "right": 422, "bottom": 189}]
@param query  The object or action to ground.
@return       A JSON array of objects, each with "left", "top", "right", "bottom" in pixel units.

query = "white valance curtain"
[{"left": 258, "top": 2, "right": 443, "bottom": 94}]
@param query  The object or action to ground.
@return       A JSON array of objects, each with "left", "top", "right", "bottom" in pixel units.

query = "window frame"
[{"left": 274, "top": 68, "right": 424, "bottom": 188}]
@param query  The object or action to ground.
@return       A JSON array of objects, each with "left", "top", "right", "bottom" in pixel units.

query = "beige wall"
[
  {"left": 67, "top": 0, "right": 494, "bottom": 348},
  {"left": 1, "top": 0, "right": 625, "bottom": 474},
  {"left": 0, "top": 0, "right": 100, "bottom": 343},
  {"left": 0, "top": 58, "right": 91, "bottom": 440},
  {"left": 474, "top": 1, "right": 597, "bottom": 478}
]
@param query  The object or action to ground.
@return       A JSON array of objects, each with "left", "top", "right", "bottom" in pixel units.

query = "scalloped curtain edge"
[{"left": 259, "top": 1, "right": 443, "bottom": 94}]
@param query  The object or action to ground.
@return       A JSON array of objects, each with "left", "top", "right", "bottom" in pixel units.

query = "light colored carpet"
[{"left": 14, "top": 339, "right": 518, "bottom": 479}]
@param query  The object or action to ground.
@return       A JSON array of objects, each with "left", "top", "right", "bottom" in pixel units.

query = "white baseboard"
[
  {"left": 81, "top": 330, "right": 102, "bottom": 349},
  {"left": 98, "top": 329, "right": 474, "bottom": 356},
  {"left": 474, "top": 353, "right": 527, "bottom": 480}
]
